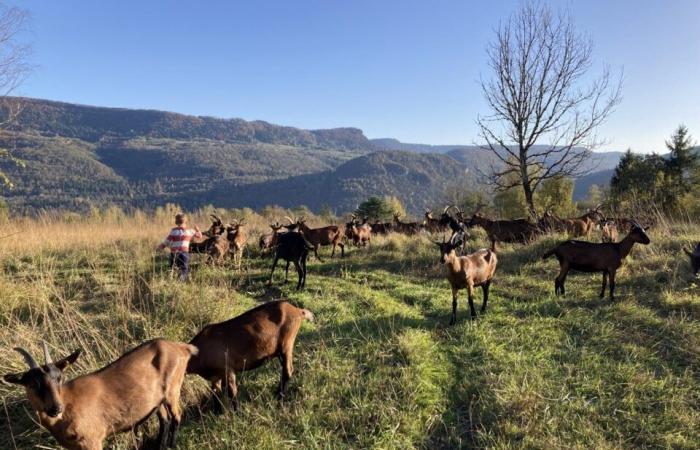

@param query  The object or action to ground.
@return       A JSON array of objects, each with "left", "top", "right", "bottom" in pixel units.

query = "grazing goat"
[
  {"left": 542, "top": 222, "right": 651, "bottom": 300},
  {"left": 393, "top": 213, "right": 422, "bottom": 235},
  {"left": 259, "top": 222, "right": 283, "bottom": 255},
  {"left": 467, "top": 212, "right": 540, "bottom": 249},
  {"left": 684, "top": 243, "right": 700, "bottom": 275},
  {"left": 294, "top": 216, "right": 345, "bottom": 261},
  {"left": 435, "top": 237, "right": 498, "bottom": 324},
  {"left": 4, "top": 340, "right": 197, "bottom": 450},
  {"left": 269, "top": 230, "right": 312, "bottom": 290},
  {"left": 600, "top": 220, "right": 618, "bottom": 243},
  {"left": 187, "top": 300, "right": 314, "bottom": 404}
]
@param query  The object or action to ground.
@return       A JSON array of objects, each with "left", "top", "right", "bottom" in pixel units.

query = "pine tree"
[{"left": 665, "top": 125, "right": 698, "bottom": 197}]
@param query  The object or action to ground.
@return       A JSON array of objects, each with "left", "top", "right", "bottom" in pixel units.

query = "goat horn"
[
  {"left": 42, "top": 342, "right": 53, "bottom": 365},
  {"left": 13, "top": 347, "right": 39, "bottom": 369},
  {"left": 211, "top": 214, "right": 222, "bottom": 223},
  {"left": 284, "top": 216, "right": 295, "bottom": 225}
]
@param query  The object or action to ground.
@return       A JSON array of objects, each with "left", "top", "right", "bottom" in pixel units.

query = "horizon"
[{"left": 15, "top": 0, "right": 700, "bottom": 153}]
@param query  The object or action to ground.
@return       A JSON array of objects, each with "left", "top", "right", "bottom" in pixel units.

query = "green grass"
[{"left": 1, "top": 227, "right": 699, "bottom": 449}]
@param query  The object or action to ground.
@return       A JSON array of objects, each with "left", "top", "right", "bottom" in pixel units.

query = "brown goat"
[
  {"left": 435, "top": 237, "right": 498, "bottom": 324},
  {"left": 393, "top": 213, "right": 422, "bottom": 235},
  {"left": 190, "top": 214, "right": 226, "bottom": 254},
  {"left": 684, "top": 242, "right": 700, "bottom": 276},
  {"left": 467, "top": 213, "right": 540, "bottom": 249},
  {"left": 560, "top": 207, "right": 603, "bottom": 238},
  {"left": 293, "top": 216, "right": 345, "bottom": 261},
  {"left": 423, "top": 209, "right": 448, "bottom": 234},
  {"left": 370, "top": 221, "right": 393, "bottom": 235},
  {"left": 187, "top": 300, "right": 314, "bottom": 405},
  {"left": 600, "top": 220, "right": 618, "bottom": 243},
  {"left": 350, "top": 223, "right": 372, "bottom": 247},
  {"left": 259, "top": 222, "right": 283, "bottom": 255},
  {"left": 542, "top": 222, "right": 651, "bottom": 300},
  {"left": 226, "top": 219, "right": 248, "bottom": 269},
  {"left": 4, "top": 339, "right": 197, "bottom": 450}
]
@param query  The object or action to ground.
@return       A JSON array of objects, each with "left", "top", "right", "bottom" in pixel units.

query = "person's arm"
[
  {"left": 193, "top": 225, "right": 202, "bottom": 239},
  {"left": 157, "top": 232, "right": 171, "bottom": 251}
]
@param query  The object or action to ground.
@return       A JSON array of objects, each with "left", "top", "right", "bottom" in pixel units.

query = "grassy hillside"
[
  {"left": 203, "top": 151, "right": 476, "bottom": 213},
  {"left": 0, "top": 215, "right": 698, "bottom": 449}
]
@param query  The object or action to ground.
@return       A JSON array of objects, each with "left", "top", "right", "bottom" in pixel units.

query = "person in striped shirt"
[{"left": 157, "top": 213, "right": 202, "bottom": 281}]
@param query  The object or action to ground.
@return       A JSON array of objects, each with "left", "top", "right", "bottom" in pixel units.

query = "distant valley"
[{"left": 0, "top": 97, "right": 623, "bottom": 215}]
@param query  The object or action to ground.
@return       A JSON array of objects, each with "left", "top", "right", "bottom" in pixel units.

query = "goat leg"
[
  {"left": 449, "top": 289, "right": 458, "bottom": 325},
  {"left": 600, "top": 271, "right": 608, "bottom": 299},
  {"left": 268, "top": 256, "right": 279, "bottom": 285},
  {"left": 481, "top": 281, "right": 490, "bottom": 313},
  {"left": 467, "top": 285, "right": 477, "bottom": 319},
  {"left": 609, "top": 271, "right": 616, "bottom": 300},
  {"left": 156, "top": 405, "right": 171, "bottom": 450}
]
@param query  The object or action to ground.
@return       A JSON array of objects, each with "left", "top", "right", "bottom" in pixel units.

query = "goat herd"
[{"left": 4, "top": 206, "right": 700, "bottom": 450}]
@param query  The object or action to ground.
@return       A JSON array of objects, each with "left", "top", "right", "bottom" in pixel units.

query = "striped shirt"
[{"left": 159, "top": 227, "right": 202, "bottom": 253}]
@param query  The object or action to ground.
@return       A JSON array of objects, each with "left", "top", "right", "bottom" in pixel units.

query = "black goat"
[{"left": 268, "top": 231, "right": 313, "bottom": 290}]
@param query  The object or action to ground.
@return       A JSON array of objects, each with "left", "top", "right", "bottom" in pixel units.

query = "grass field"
[{"left": 0, "top": 216, "right": 699, "bottom": 449}]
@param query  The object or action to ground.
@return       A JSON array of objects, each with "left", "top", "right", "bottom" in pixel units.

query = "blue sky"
[{"left": 16, "top": 0, "right": 700, "bottom": 152}]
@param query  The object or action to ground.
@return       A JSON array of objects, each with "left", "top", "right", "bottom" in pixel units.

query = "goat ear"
[
  {"left": 3, "top": 372, "right": 26, "bottom": 385},
  {"left": 54, "top": 349, "right": 81, "bottom": 371}
]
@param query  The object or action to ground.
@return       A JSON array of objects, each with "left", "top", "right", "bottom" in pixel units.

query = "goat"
[
  {"left": 542, "top": 222, "right": 651, "bottom": 300},
  {"left": 467, "top": 212, "right": 540, "bottom": 249},
  {"left": 600, "top": 220, "right": 618, "bottom": 243},
  {"left": 259, "top": 222, "right": 283, "bottom": 255},
  {"left": 187, "top": 300, "right": 314, "bottom": 405},
  {"left": 3, "top": 339, "right": 197, "bottom": 450},
  {"left": 440, "top": 205, "right": 470, "bottom": 250},
  {"left": 293, "top": 216, "right": 345, "bottom": 261},
  {"left": 435, "top": 237, "right": 498, "bottom": 324},
  {"left": 226, "top": 218, "right": 248, "bottom": 268},
  {"left": 269, "top": 230, "right": 312, "bottom": 290},
  {"left": 392, "top": 213, "right": 422, "bottom": 235},
  {"left": 684, "top": 243, "right": 700, "bottom": 275},
  {"left": 560, "top": 206, "right": 603, "bottom": 238},
  {"left": 370, "top": 221, "right": 393, "bottom": 235},
  {"left": 423, "top": 209, "right": 448, "bottom": 234},
  {"left": 190, "top": 214, "right": 226, "bottom": 254},
  {"left": 350, "top": 222, "right": 372, "bottom": 247}
]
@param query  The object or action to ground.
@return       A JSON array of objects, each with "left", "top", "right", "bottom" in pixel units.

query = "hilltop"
[{"left": 0, "top": 97, "right": 627, "bottom": 214}]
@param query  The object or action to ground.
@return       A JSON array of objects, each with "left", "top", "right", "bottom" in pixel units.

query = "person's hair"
[{"left": 175, "top": 213, "right": 187, "bottom": 225}]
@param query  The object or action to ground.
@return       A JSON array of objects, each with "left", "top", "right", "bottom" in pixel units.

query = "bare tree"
[
  {"left": 477, "top": 1, "right": 622, "bottom": 218},
  {"left": 0, "top": 3, "right": 31, "bottom": 187}
]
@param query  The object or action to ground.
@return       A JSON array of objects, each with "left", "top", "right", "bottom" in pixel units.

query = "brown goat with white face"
[
  {"left": 3, "top": 339, "right": 197, "bottom": 450},
  {"left": 543, "top": 222, "right": 651, "bottom": 300},
  {"left": 435, "top": 238, "right": 498, "bottom": 324},
  {"left": 187, "top": 300, "right": 314, "bottom": 406}
]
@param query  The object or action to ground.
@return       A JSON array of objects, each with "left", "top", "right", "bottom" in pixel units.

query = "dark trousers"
[{"left": 169, "top": 252, "right": 190, "bottom": 281}]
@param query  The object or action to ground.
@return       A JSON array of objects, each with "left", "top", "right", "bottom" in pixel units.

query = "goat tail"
[
  {"left": 684, "top": 248, "right": 693, "bottom": 257},
  {"left": 184, "top": 343, "right": 199, "bottom": 356},
  {"left": 300, "top": 308, "right": 315, "bottom": 322},
  {"left": 542, "top": 248, "right": 556, "bottom": 260}
]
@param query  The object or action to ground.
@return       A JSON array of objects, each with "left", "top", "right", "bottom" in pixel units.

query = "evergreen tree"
[{"left": 664, "top": 125, "right": 698, "bottom": 197}]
